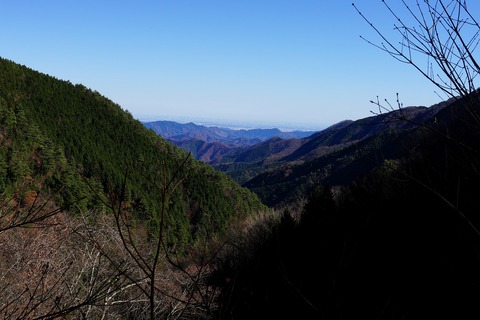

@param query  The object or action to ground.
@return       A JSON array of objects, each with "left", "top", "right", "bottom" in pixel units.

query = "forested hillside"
[
  {"left": 0, "top": 56, "right": 276, "bottom": 318},
  {"left": 0, "top": 57, "right": 267, "bottom": 249}
]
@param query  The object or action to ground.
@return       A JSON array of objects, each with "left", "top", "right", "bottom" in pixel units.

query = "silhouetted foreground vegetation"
[
  {"left": 211, "top": 0, "right": 480, "bottom": 317},
  {"left": 212, "top": 102, "right": 480, "bottom": 318}
]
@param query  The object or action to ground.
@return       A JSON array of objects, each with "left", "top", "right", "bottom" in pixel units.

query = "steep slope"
[
  {"left": 0, "top": 57, "right": 267, "bottom": 249},
  {"left": 281, "top": 103, "right": 446, "bottom": 162},
  {"left": 240, "top": 103, "right": 449, "bottom": 207}
]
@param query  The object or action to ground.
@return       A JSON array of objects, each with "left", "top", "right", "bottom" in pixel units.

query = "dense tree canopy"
[{"left": 0, "top": 57, "right": 267, "bottom": 249}]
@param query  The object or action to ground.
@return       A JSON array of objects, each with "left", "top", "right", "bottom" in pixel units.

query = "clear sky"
[{"left": 0, "top": 0, "right": 468, "bottom": 130}]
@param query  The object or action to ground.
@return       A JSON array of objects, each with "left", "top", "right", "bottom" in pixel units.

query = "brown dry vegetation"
[{"left": 0, "top": 189, "right": 280, "bottom": 320}]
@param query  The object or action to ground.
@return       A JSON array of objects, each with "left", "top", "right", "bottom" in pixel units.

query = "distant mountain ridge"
[
  {"left": 142, "top": 120, "right": 318, "bottom": 163},
  {"left": 142, "top": 120, "right": 316, "bottom": 147},
  {"left": 143, "top": 103, "right": 449, "bottom": 189},
  {"left": 147, "top": 101, "right": 451, "bottom": 205}
]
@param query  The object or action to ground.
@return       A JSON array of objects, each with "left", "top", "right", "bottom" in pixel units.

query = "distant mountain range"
[
  {"left": 142, "top": 120, "right": 317, "bottom": 162},
  {"left": 144, "top": 100, "right": 452, "bottom": 207},
  {"left": 143, "top": 120, "right": 316, "bottom": 145}
]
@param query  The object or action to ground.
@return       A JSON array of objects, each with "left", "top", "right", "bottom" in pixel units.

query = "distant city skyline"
[{"left": 2, "top": 1, "right": 474, "bottom": 130}]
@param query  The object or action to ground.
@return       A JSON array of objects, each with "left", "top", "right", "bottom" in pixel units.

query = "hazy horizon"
[{"left": 137, "top": 113, "right": 330, "bottom": 132}]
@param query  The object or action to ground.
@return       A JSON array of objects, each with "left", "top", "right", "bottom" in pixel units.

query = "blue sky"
[{"left": 0, "top": 1, "right": 466, "bottom": 130}]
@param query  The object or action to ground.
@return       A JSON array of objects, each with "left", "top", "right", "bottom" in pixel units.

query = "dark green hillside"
[
  {"left": 244, "top": 128, "right": 409, "bottom": 207},
  {"left": 211, "top": 136, "right": 304, "bottom": 184},
  {"left": 208, "top": 104, "right": 447, "bottom": 195},
  {"left": 0, "top": 57, "right": 267, "bottom": 249}
]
